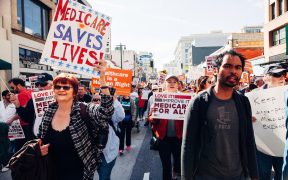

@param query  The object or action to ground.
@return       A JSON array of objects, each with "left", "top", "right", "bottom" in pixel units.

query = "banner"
[
  {"left": 246, "top": 86, "right": 288, "bottom": 157},
  {"left": 91, "top": 68, "right": 132, "bottom": 96},
  {"left": 8, "top": 120, "right": 25, "bottom": 140},
  {"left": 40, "top": 0, "right": 111, "bottom": 77},
  {"left": 32, "top": 90, "right": 56, "bottom": 135},
  {"left": 151, "top": 92, "right": 193, "bottom": 120}
]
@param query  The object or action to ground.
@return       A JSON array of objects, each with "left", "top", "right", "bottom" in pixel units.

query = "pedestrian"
[
  {"left": 35, "top": 73, "right": 53, "bottom": 91},
  {"left": 97, "top": 91, "right": 125, "bottom": 180},
  {"left": 77, "top": 84, "right": 92, "bottom": 103},
  {"left": 137, "top": 86, "right": 146, "bottom": 121},
  {"left": 181, "top": 49, "right": 259, "bottom": 180},
  {"left": 196, "top": 75, "right": 212, "bottom": 94},
  {"left": 148, "top": 75, "right": 183, "bottom": 180},
  {"left": 256, "top": 65, "right": 286, "bottom": 180},
  {"left": 118, "top": 94, "right": 137, "bottom": 155},
  {"left": 39, "top": 59, "right": 114, "bottom": 180},
  {"left": 9, "top": 78, "right": 34, "bottom": 150},
  {"left": 0, "top": 90, "right": 17, "bottom": 172}
]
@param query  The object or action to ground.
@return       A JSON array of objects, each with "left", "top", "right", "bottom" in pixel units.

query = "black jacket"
[
  {"left": 181, "top": 86, "right": 258, "bottom": 179},
  {"left": 8, "top": 139, "right": 54, "bottom": 180}
]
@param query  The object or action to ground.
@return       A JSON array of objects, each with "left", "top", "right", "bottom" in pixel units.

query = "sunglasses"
[
  {"left": 271, "top": 73, "right": 284, "bottom": 78},
  {"left": 54, "top": 85, "right": 73, "bottom": 90},
  {"left": 92, "top": 98, "right": 101, "bottom": 102},
  {"left": 36, "top": 82, "right": 48, "bottom": 87}
]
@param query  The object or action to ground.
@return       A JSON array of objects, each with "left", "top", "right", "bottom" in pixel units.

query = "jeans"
[
  {"left": 158, "top": 137, "right": 182, "bottom": 180},
  {"left": 257, "top": 150, "right": 283, "bottom": 180},
  {"left": 118, "top": 121, "right": 133, "bottom": 150},
  {"left": 97, "top": 154, "right": 117, "bottom": 180}
]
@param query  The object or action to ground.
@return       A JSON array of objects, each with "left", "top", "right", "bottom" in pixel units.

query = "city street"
[{"left": 0, "top": 122, "right": 163, "bottom": 180}]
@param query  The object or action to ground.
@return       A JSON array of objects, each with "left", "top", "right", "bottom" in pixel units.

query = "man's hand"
[{"left": 9, "top": 94, "right": 21, "bottom": 108}]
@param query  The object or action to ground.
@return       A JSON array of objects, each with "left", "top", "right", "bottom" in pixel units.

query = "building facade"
[{"left": 264, "top": 0, "right": 288, "bottom": 63}]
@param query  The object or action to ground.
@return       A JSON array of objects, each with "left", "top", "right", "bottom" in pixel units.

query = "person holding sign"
[
  {"left": 255, "top": 65, "right": 287, "bottom": 180},
  {"left": 148, "top": 75, "right": 183, "bottom": 180},
  {"left": 38, "top": 59, "right": 114, "bottom": 180},
  {"left": 181, "top": 50, "right": 258, "bottom": 180}
]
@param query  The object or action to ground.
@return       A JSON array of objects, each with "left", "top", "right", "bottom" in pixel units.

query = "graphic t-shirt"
[{"left": 198, "top": 91, "right": 242, "bottom": 178}]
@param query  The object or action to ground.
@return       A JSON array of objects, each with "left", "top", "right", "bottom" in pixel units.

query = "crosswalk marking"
[{"left": 143, "top": 172, "right": 150, "bottom": 180}]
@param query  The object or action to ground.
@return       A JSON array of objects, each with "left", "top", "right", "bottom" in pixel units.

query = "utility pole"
[{"left": 116, "top": 43, "right": 126, "bottom": 69}]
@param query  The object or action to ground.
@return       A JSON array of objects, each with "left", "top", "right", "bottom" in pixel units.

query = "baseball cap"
[
  {"left": 165, "top": 75, "right": 179, "bottom": 82},
  {"left": 152, "top": 85, "right": 159, "bottom": 90},
  {"left": 36, "top": 73, "right": 53, "bottom": 86},
  {"left": 265, "top": 65, "right": 286, "bottom": 75}
]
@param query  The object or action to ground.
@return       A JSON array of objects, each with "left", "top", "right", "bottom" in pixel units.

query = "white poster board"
[
  {"left": 141, "top": 90, "right": 150, "bottom": 100},
  {"left": 32, "top": 90, "right": 56, "bottom": 136},
  {"left": 40, "top": 0, "right": 111, "bottom": 77},
  {"left": 246, "top": 85, "right": 288, "bottom": 157},
  {"left": 151, "top": 92, "right": 192, "bottom": 120},
  {"left": 8, "top": 120, "right": 25, "bottom": 140}
]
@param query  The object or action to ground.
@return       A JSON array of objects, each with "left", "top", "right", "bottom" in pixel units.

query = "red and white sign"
[
  {"left": 32, "top": 90, "right": 56, "bottom": 135},
  {"left": 8, "top": 120, "right": 25, "bottom": 140},
  {"left": 40, "top": 0, "right": 111, "bottom": 77},
  {"left": 151, "top": 92, "right": 193, "bottom": 120}
]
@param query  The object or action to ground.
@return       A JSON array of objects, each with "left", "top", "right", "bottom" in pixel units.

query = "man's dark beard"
[{"left": 219, "top": 74, "right": 239, "bottom": 88}]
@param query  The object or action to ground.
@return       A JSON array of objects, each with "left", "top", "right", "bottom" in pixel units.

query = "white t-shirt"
[{"left": 0, "top": 101, "right": 16, "bottom": 123}]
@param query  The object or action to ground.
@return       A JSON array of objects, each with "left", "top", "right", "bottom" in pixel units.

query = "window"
[
  {"left": 185, "top": 49, "right": 188, "bottom": 53},
  {"left": 19, "top": 48, "right": 51, "bottom": 70},
  {"left": 272, "top": 27, "right": 286, "bottom": 46},
  {"left": 17, "top": 0, "right": 50, "bottom": 39},
  {"left": 279, "top": 0, "right": 284, "bottom": 15},
  {"left": 271, "top": 3, "right": 276, "bottom": 20}
]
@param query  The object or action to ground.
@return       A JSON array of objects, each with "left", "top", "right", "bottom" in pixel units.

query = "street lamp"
[{"left": 116, "top": 43, "right": 126, "bottom": 69}]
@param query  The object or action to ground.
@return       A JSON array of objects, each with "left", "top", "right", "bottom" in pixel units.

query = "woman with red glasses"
[{"left": 38, "top": 60, "right": 114, "bottom": 180}]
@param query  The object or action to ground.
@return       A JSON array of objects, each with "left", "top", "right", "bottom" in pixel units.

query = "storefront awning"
[{"left": 0, "top": 59, "right": 12, "bottom": 70}]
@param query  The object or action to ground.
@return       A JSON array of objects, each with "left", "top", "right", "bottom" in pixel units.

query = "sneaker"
[
  {"left": 126, "top": 146, "right": 132, "bottom": 151},
  {"left": 1, "top": 167, "right": 9, "bottom": 172},
  {"left": 119, "top": 150, "right": 124, "bottom": 156}
]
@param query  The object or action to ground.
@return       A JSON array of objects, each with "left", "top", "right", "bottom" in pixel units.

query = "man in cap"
[
  {"left": 255, "top": 65, "right": 286, "bottom": 180},
  {"left": 35, "top": 73, "right": 53, "bottom": 90}
]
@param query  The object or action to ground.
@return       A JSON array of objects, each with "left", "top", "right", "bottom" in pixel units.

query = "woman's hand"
[
  {"left": 39, "top": 139, "right": 50, "bottom": 156},
  {"left": 93, "top": 59, "right": 107, "bottom": 82}
]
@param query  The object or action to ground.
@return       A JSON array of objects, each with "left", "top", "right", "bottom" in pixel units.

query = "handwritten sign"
[
  {"left": 8, "top": 120, "right": 25, "bottom": 140},
  {"left": 151, "top": 92, "right": 192, "bottom": 120},
  {"left": 91, "top": 68, "right": 132, "bottom": 96},
  {"left": 205, "top": 56, "right": 215, "bottom": 72},
  {"left": 246, "top": 85, "right": 288, "bottom": 156},
  {"left": 40, "top": 0, "right": 111, "bottom": 77},
  {"left": 32, "top": 90, "right": 56, "bottom": 136}
]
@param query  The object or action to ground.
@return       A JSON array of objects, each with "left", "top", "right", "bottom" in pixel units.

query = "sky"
[{"left": 87, "top": 0, "right": 265, "bottom": 70}]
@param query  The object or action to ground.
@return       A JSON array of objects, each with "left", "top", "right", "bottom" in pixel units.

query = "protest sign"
[
  {"left": 246, "top": 85, "right": 288, "bottom": 157},
  {"left": 40, "top": 0, "right": 111, "bottom": 77},
  {"left": 91, "top": 68, "right": 132, "bottom": 96},
  {"left": 205, "top": 56, "right": 214, "bottom": 72},
  {"left": 151, "top": 92, "right": 193, "bottom": 120},
  {"left": 32, "top": 89, "right": 56, "bottom": 135},
  {"left": 141, "top": 90, "right": 150, "bottom": 100},
  {"left": 8, "top": 120, "right": 25, "bottom": 140}
]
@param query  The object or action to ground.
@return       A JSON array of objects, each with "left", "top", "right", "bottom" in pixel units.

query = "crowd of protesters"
[{"left": 0, "top": 49, "right": 288, "bottom": 180}]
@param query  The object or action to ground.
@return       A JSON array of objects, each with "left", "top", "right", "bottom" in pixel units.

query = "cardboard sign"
[
  {"left": 91, "top": 68, "right": 132, "bottom": 96},
  {"left": 8, "top": 120, "right": 25, "bottom": 140},
  {"left": 40, "top": 0, "right": 111, "bottom": 77},
  {"left": 246, "top": 85, "right": 288, "bottom": 157},
  {"left": 32, "top": 90, "right": 56, "bottom": 136},
  {"left": 151, "top": 92, "right": 193, "bottom": 120}
]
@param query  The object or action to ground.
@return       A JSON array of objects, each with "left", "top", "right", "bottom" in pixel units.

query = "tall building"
[
  {"left": 0, "top": 0, "right": 91, "bottom": 91},
  {"left": 174, "top": 32, "right": 229, "bottom": 74},
  {"left": 263, "top": 0, "right": 288, "bottom": 63},
  {"left": 138, "top": 52, "right": 155, "bottom": 82},
  {"left": 111, "top": 47, "right": 139, "bottom": 77}
]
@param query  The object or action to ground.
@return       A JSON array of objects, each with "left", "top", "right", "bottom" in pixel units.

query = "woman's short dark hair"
[
  {"left": 213, "top": 49, "right": 246, "bottom": 71},
  {"left": 196, "top": 76, "right": 209, "bottom": 93},
  {"left": 53, "top": 73, "right": 79, "bottom": 96},
  {"left": 2, "top": 90, "right": 10, "bottom": 97}
]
